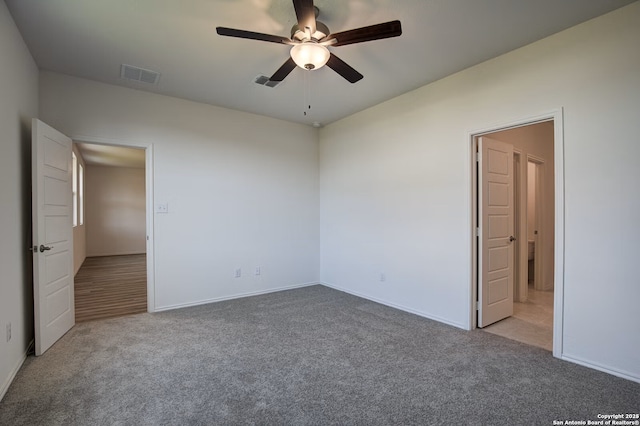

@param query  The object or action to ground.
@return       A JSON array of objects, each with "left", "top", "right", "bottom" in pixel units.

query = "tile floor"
[{"left": 482, "top": 286, "right": 554, "bottom": 351}]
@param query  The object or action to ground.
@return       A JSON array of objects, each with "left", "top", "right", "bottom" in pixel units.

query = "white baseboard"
[
  {"left": 86, "top": 251, "right": 146, "bottom": 257},
  {"left": 561, "top": 354, "right": 640, "bottom": 384},
  {"left": 154, "top": 282, "right": 320, "bottom": 312},
  {"left": 320, "top": 281, "right": 468, "bottom": 330},
  {"left": 0, "top": 339, "right": 33, "bottom": 402}
]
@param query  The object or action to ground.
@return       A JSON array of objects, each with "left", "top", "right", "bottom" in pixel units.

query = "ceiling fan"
[{"left": 216, "top": 0, "right": 402, "bottom": 84}]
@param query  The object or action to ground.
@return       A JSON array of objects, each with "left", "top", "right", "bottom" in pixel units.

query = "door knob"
[
  {"left": 39, "top": 244, "right": 53, "bottom": 252},
  {"left": 509, "top": 236, "right": 516, "bottom": 242}
]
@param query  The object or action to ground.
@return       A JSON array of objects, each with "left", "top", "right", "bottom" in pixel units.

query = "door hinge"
[
  {"left": 475, "top": 300, "right": 479, "bottom": 311},
  {"left": 475, "top": 151, "right": 480, "bottom": 162},
  {"left": 475, "top": 227, "right": 480, "bottom": 237}
]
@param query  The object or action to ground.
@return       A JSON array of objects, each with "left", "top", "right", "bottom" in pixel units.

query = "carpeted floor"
[{"left": 1, "top": 285, "right": 638, "bottom": 425}]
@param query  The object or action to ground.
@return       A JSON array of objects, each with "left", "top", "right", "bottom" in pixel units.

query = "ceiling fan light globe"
[{"left": 290, "top": 43, "right": 330, "bottom": 71}]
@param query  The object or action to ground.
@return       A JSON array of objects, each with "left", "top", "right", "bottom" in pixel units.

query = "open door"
[
  {"left": 478, "top": 136, "right": 514, "bottom": 327},
  {"left": 32, "top": 119, "right": 75, "bottom": 355}
]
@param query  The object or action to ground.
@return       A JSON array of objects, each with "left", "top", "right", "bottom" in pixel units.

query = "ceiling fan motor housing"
[{"left": 291, "top": 21, "right": 330, "bottom": 42}]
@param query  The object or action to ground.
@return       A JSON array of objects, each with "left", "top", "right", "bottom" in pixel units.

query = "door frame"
[
  {"left": 512, "top": 150, "right": 528, "bottom": 303},
  {"left": 469, "top": 109, "right": 565, "bottom": 358},
  {"left": 70, "top": 135, "right": 156, "bottom": 313}
]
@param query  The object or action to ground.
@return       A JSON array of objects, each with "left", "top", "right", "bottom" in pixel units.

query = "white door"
[
  {"left": 478, "top": 136, "right": 514, "bottom": 327},
  {"left": 32, "top": 119, "right": 75, "bottom": 355}
]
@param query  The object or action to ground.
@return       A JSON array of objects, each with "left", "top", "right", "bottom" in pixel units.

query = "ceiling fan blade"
[
  {"left": 325, "top": 20, "right": 402, "bottom": 47},
  {"left": 326, "top": 53, "right": 363, "bottom": 83},
  {"left": 269, "top": 58, "right": 297, "bottom": 82},
  {"left": 293, "top": 0, "right": 316, "bottom": 35},
  {"left": 216, "top": 27, "right": 293, "bottom": 45}
]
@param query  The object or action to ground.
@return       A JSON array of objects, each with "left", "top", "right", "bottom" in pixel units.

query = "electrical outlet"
[
  {"left": 380, "top": 273, "right": 386, "bottom": 282},
  {"left": 255, "top": 266, "right": 261, "bottom": 276},
  {"left": 6, "top": 322, "right": 11, "bottom": 342},
  {"left": 235, "top": 268, "right": 242, "bottom": 278},
  {"left": 155, "top": 203, "right": 169, "bottom": 214}
]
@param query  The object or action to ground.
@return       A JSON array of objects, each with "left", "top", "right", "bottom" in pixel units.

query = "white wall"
[
  {"left": 320, "top": 3, "right": 640, "bottom": 381},
  {"left": 85, "top": 165, "right": 146, "bottom": 257},
  {"left": 39, "top": 72, "right": 320, "bottom": 310},
  {"left": 0, "top": 0, "right": 38, "bottom": 400},
  {"left": 72, "top": 144, "right": 86, "bottom": 274}
]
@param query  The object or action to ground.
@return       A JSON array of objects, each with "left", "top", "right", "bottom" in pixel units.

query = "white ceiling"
[
  {"left": 6, "top": 0, "right": 635, "bottom": 126},
  {"left": 76, "top": 142, "right": 145, "bottom": 169}
]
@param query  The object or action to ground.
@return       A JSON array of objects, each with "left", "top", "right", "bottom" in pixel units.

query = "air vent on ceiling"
[
  {"left": 254, "top": 75, "right": 280, "bottom": 88},
  {"left": 120, "top": 64, "right": 160, "bottom": 85}
]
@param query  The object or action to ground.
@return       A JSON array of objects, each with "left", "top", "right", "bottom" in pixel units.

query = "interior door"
[
  {"left": 32, "top": 119, "right": 75, "bottom": 355},
  {"left": 478, "top": 136, "right": 514, "bottom": 327}
]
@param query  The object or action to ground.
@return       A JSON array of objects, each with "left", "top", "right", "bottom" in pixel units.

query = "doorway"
[
  {"left": 72, "top": 141, "right": 153, "bottom": 321},
  {"left": 527, "top": 157, "right": 548, "bottom": 292},
  {"left": 470, "top": 111, "right": 564, "bottom": 357}
]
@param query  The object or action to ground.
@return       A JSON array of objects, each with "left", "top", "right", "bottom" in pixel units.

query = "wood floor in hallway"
[{"left": 74, "top": 254, "right": 147, "bottom": 322}]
